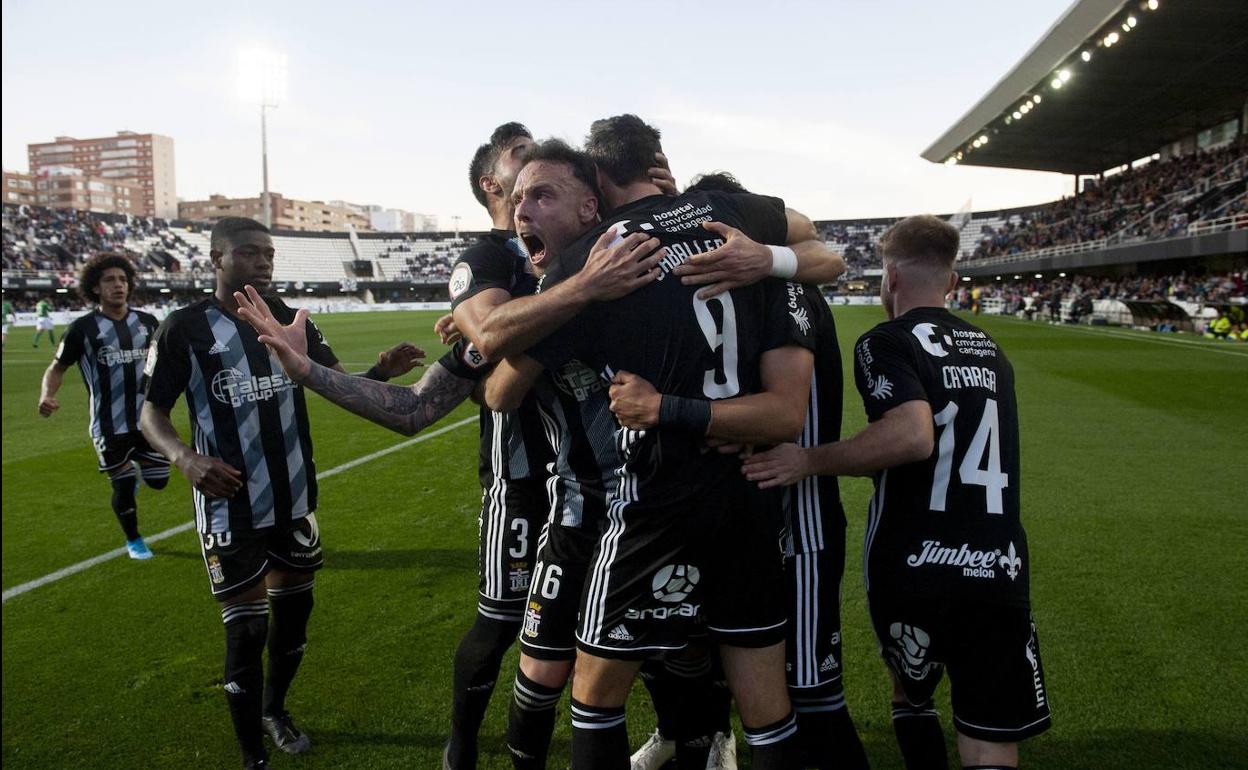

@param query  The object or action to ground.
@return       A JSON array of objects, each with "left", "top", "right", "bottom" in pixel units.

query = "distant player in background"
[
  {"left": 743, "top": 215, "right": 1051, "bottom": 770},
  {"left": 32, "top": 296, "right": 56, "bottom": 347},
  {"left": 38, "top": 253, "right": 167, "bottom": 559},
  {"left": 2, "top": 296, "right": 14, "bottom": 348},
  {"left": 140, "top": 217, "right": 421, "bottom": 770}
]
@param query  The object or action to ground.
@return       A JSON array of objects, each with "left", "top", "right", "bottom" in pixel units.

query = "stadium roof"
[{"left": 922, "top": 0, "right": 1248, "bottom": 175}]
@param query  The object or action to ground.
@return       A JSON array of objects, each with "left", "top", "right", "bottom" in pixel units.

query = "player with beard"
[
  {"left": 742, "top": 216, "right": 1051, "bottom": 770},
  {"left": 39, "top": 253, "right": 168, "bottom": 559},
  {"left": 613, "top": 172, "right": 868, "bottom": 770},
  {"left": 230, "top": 136, "right": 671, "bottom": 769},
  {"left": 140, "top": 217, "right": 421, "bottom": 770},
  {"left": 482, "top": 116, "right": 845, "bottom": 770}
]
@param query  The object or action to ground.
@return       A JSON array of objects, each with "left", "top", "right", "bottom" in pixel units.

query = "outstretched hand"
[
  {"left": 673, "top": 220, "right": 772, "bottom": 299},
  {"left": 233, "top": 285, "right": 313, "bottom": 381},
  {"left": 374, "top": 341, "right": 426, "bottom": 379}
]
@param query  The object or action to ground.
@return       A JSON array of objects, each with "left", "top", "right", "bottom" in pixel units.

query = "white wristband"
[{"left": 768, "top": 245, "right": 798, "bottom": 279}]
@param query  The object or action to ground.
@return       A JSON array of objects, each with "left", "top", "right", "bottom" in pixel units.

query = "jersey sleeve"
[
  {"left": 853, "top": 328, "right": 928, "bottom": 421},
  {"left": 54, "top": 320, "right": 85, "bottom": 365},
  {"left": 438, "top": 338, "right": 494, "bottom": 381},
  {"left": 722, "top": 192, "right": 788, "bottom": 246},
  {"left": 449, "top": 242, "right": 517, "bottom": 310},
  {"left": 142, "top": 315, "right": 190, "bottom": 409},
  {"left": 304, "top": 316, "right": 338, "bottom": 369},
  {"left": 759, "top": 280, "right": 817, "bottom": 354}
]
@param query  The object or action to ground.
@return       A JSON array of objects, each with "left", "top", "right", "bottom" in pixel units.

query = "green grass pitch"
[{"left": 3, "top": 307, "right": 1246, "bottom": 768}]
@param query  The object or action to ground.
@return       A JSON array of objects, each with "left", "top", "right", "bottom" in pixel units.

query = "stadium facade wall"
[{"left": 956, "top": 230, "right": 1248, "bottom": 278}]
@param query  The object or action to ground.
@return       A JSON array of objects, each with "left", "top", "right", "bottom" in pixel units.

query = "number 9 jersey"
[{"left": 853, "top": 307, "right": 1030, "bottom": 607}]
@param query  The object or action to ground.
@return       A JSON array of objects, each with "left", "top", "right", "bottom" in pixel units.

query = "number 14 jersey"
[{"left": 853, "top": 306, "right": 1030, "bottom": 606}]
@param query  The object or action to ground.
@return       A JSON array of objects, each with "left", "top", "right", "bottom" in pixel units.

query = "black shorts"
[
  {"left": 868, "top": 592, "right": 1052, "bottom": 742},
  {"left": 785, "top": 544, "right": 847, "bottom": 704},
  {"left": 520, "top": 520, "right": 598, "bottom": 661},
  {"left": 92, "top": 432, "right": 169, "bottom": 476},
  {"left": 576, "top": 474, "right": 787, "bottom": 660},
  {"left": 199, "top": 514, "right": 324, "bottom": 601},
  {"left": 477, "top": 476, "right": 549, "bottom": 621}
]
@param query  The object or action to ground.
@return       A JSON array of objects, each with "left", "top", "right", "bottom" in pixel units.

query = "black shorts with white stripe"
[
  {"left": 576, "top": 472, "right": 787, "bottom": 660},
  {"left": 198, "top": 513, "right": 324, "bottom": 601},
  {"left": 868, "top": 592, "right": 1052, "bottom": 742},
  {"left": 784, "top": 530, "right": 848, "bottom": 702},
  {"left": 92, "top": 431, "right": 170, "bottom": 476},
  {"left": 477, "top": 476, "right": 549, "bottom": 622},
  {"left": 519, "top": 519, "right": 597, "bottom": 661}
]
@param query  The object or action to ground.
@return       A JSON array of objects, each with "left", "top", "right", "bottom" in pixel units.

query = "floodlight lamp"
[
  {"left": 1059, "top": 272, "right": 1067, "bottom": 277},
  {"left": 1051, "top": 78, "right": 1063, "bottom": 89},
  {"left": 238, "top": 49, "right": 288, "bottom": 105},
  {"left": 996, "top": 276, "right": 1002, "bottom": 281},
  {"left": 1034, "top": 273, "right": 1043, "bottom": 279},
  {"left": 1021, "top": 104, "right": 1031, "bottom": 113},
  {"left": 1122, "top": 22, "right": 1131, "bottom": 31},
  {"left": 1081, "top": 50, "right": 1092, "bottom": 62},
  {"left": 1033, "top": 94, "right": 1042, "bottom": 103},
  {"left": 1014, "top": 275, "right": 1022, "bottom": 279},
  {"left": 1059, "top": 69, "right": 1072, "bottom": 82},
  {"left": 1128, "top": 15, "right": 1138, "bottom": 27},
  {"left": 1107, "top": 31, "right": 1120, "bottom": 44},
  {"left": 1147, "top": 0, "right": 1158, "bottom": 10},
  {"left": 962, "top": 276, "right": 971, "bottom": 282},
  {"left": 1005, "top": 116, "right": 1013, "bottom": 125},
  {"left": 978, "top": 135, "right": 988, "bottom": 145},
  {"left": 1013, "top": 111, "right": 1022, "bottom": 120}
]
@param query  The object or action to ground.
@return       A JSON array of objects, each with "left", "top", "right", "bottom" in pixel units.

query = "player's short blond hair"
[{"left": 878, "top": 215, "right": 959, "bottom": 270}]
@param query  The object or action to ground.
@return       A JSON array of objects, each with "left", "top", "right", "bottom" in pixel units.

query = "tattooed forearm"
[{"left": 303, "top": 360, "right": 475, "bottom": 436}]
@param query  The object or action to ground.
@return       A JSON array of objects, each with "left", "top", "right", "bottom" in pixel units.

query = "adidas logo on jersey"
[
  {"left": 607, "top": 624, "right": 634, "bottom": 642},
  {"left": 223, "top": 681, "right": 244, "bottom": 695},
  {"left": 208, "top": 340, "right": 231, "bottom": 355},
  {"left": 819, "top": 654, "right": 838, "bottom": 673}
]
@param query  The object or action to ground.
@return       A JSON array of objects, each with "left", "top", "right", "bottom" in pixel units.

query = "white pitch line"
[
  {"left": 1, "top": 415, "right": 476, "bottom": 604},
  {"left": 990, "top": 316, "right": 1248, "bottom": 359}
]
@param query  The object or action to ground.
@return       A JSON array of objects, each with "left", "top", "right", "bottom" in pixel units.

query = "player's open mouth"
[{"left": 521, "top": 233, "right": 546, "bottom": 264}]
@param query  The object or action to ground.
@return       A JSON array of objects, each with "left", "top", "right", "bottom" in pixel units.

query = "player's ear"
[
  {"left": 580, "top": 193, "right": 599, "bottom": 224},
  {"left": 947, "top": 270, "right": 960, "bottom": 294},
  {"left": 209, "top": 249, "right": 224, "bottom": 270},
  {"left": 480, "top": 174, "right": 501, "bottom": 199}
]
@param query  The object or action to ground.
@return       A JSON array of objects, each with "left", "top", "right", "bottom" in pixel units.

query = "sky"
[{"left": 1, "top": 0, "right": 1079, "bottom": 230}]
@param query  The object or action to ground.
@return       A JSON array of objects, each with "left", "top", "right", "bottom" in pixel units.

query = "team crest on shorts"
[
  {"left": 207, "top": 555, "right": 225, "bottom": 584},
  {"left": 509, "top": 565, "right": 531, "bottom": 593},
  {"left": 523, "top": 602, "right": 542, "bottom": 638}
]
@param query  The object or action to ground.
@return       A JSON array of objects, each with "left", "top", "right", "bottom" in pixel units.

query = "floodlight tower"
[{"left": 238, "top": 50, "right": 288, "bottom": 229}]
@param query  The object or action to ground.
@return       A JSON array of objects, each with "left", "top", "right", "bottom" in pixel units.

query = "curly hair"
[{"left": 78, "top": 253, "right": 137, "bottom": 304}]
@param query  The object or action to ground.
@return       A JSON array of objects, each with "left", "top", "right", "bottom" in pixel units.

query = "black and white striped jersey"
[
  {"left": 55, "top": 308, "right": 159, "bottom": 439},
  {"left": 783, "top": 286, "right": 847, "bottom": 556},
  {"left": 143, "top": 296, "right": 338, "bottom": 534},
  {"left": 530, "top": 360, "right": 625, "bottom": 529},
  {"left": 448, "top": 229, "right": 553, "bottom": 487}
]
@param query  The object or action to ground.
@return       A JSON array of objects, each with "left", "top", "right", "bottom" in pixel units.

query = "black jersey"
[
  {"left": 143, "top": 296, "right": 338, "bottom": 534},
  {"left": 529, "top": 191, "right": 813, "bottom": 504},
  {"left": 854, "top": 307, "right": 1029, "bottom": 606},
  {"left": 448, "top": 229, "right": 552, "bottom": 487},
  {"left": 784, "top": 285, "right": 846, "bottom": 556},
  {"left": 56, "top": 308, "right": 159, "bottom": 439}
]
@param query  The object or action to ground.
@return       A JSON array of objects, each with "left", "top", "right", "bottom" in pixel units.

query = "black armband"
[
  {"left": 362, "top": 364, "right": 390, "bottom": 382},
  {"left": 659, "top": 395, "right": 712, "bottom": 435}
]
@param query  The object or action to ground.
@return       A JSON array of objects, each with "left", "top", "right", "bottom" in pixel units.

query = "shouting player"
[
  {"left": 140, "top": 216, "right": 421, "bottom": 770},
  {"left": 482, "top": 116, "right": 844, "bottom": 770},
  {"left": 743, "top": 215, "right": 1052, "bottom": 770},
  {"left": 38, "top": 253, "right": 168, "bottom": 559}
]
